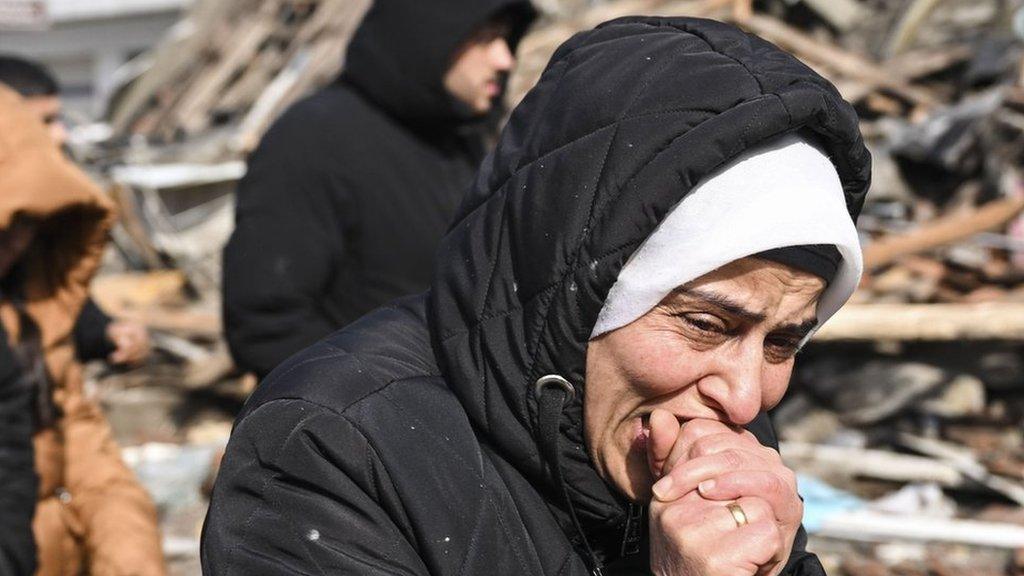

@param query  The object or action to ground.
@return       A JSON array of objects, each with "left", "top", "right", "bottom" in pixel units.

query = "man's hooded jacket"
[
  {"left": 0, "top": 86, "right": 166, "bottom": 576},
  {"left": 203, "top": 17, "right": 870, "bottom": 575},
  {"left": 222, "top": 0, "right": 536, "bottom": 378}
]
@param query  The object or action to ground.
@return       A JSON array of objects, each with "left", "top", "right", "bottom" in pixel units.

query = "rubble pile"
[
  {"left": 106, "top": 0, "right": 370, "bottom": 157},
  {"left": 78, "top": 1, "right": 1024, "bottom": 574}
]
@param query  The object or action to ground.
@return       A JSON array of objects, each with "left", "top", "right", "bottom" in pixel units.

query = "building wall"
[{"left": 0, "top": 4, "right": 184, "bottom": 119}]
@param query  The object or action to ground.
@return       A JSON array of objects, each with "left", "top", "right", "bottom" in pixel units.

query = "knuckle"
[
  {"left": 690, "top": 435, "right": 717, "bottom": 457},
  {"left": 752, "top": 498, "right": 774, "bottom": 521},
  {"left": 780, "top": 466, "right": 797, "bottom": 486},
  {"left": 721, "top": 449, "right": 744, "bottom": 469},
  {"left": 764, "top": 474, "right": 787, "bottom": 496},
  {"left": 793, "top": 497, "right": 805, "bottom": 520},
  {"left": 761, "top": 444, "right": 782, "bottom": 461}
]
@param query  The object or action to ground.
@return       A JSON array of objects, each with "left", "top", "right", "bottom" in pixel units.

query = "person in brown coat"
[{"left": 0, "top": 85, "right": 166, "bottom": 576}]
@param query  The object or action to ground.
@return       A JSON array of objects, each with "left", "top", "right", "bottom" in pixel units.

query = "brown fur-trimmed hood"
[{"left": 0, "top": 85, "right": 114, "bottom": 352}]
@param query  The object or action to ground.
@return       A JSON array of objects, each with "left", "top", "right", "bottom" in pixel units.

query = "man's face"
[
  {"left": 443, "top": 20, "right": 516, "bottom": 114},
  {"left": 583, "top": 257, "right": 826, "bottom": 501},
  {"left": 0, "top": 218, "right": 38, "bottom": 278},
  {"left": 23, "top": 95, "right": 67, "bottom": 147}
]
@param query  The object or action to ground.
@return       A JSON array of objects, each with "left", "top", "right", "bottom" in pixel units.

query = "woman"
[
  {"left": 0, "top": 86, "right": 165, "bottom": 576},
  {"left": 204, "top": 16, "right": 869, "bottom": 575}
]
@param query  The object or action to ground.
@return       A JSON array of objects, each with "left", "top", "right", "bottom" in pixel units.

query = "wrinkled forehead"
[{"left": 667, "top": 257, "right": 827, "bottom": 318}]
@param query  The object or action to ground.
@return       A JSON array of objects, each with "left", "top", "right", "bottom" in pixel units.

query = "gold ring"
[{"left": 726, "top": 502, "right": 748, "bottom": 528}]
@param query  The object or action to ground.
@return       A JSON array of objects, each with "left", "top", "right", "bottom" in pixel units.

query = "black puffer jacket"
[
  {"left": 0, "top": 323, "right": 38, "bottom": 576},
  {"left": 222, "top": 0, "right": 536, "bottom": 378},
  {"left": 203, "top": 16, "right": 870, "bottom": 575}
]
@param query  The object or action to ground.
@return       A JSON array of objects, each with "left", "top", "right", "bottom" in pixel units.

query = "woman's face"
[
  {"left": 0, "top": 218, "right": 38, "bottom": 279},
  {"left": 583, "top": 257, "right": 825, "bottom": 501}
]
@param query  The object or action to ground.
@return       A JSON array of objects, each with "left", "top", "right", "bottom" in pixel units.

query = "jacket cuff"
[
  {"left": 782, "top": 550, "right": 827, "bottom": 575},
  {"left": 73, "top": 298, "right": 115, "bottom": 361}
]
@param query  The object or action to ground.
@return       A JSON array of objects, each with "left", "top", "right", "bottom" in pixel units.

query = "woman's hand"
[{"left": 646, "top": 410, "right": 802, "bottom": 576}]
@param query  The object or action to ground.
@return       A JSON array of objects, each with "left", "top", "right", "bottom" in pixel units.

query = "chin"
[
  {"left": 602, "top": 438, "right": 655, "bottom": 502},
  {"left": 622, "top": 452, "right": 655, "bottom": 502}
]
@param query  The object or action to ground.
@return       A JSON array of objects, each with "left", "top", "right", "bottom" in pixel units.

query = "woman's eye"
[
  {"left": 764, "top": 336, "right": 801, "bottom": 361},
  {"left": 684, "top": 314, "right": 727, "bottom": 333}
]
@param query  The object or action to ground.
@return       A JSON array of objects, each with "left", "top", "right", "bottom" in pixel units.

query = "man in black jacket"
[
  {"left": 222, "top": 0, "right": 537, "bottom": 379},
  {"left": 204, "top": 16, "right": 871, "bottom": 575}
]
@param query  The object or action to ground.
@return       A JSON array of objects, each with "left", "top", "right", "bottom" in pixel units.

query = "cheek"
[
  {"left": 616, "top": 333, "right": 702, "bottom": 396},
  {"left": 761, "top": 363, "right": 795, "bottom": 408}
]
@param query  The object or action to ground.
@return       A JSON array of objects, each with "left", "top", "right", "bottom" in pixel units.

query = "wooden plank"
[
  {"left": 119, "top": 307, "right": 221, "bottom": 338},
  {"left": 171, "top": 5, "right": 279, "bottom": 136},
  {"left": 841, "top": 44, "right": 972, "bottom": 104},
  {"left": 232, "top": 0, "right": 371, "bottom": 152},
  {"left": 817, "top": 511, "right": 1024, "bottom": 548},
  {"left": 109, "top": 0, "right": 261, "bottom": 135},
  {"left": 214, "top": 48, "right": 284, "bottom": 113},
  {"left": 781, "top": 441, "right": 967, "bottom": 487},
  {"left": 863, "top": 196, "right": 1024, "bottom": 270},
  {"left": 107, "top": 184, "right": 165, "bottom": 269},
  {"left": 741, "top": 14, "right": 941, "bottom": 108},
  {"left": 732, "top": 0, "right": 752, "bottom": 22},
  {"left": 898, "top": 433, "right": 1024, "bottom": 506},
  {"left": 799, "top": 0, "right": 866, "bottom": 32},
  {"left": 885, "top": 0, "right": 944, "bottom": 57},
  {"left": 814, "top": 302, "right": 1024, "bottom": 341}
]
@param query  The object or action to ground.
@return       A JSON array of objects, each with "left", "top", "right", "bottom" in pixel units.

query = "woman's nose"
[{"left": 699, "top": 345, "right": 765, "bottom": 426}]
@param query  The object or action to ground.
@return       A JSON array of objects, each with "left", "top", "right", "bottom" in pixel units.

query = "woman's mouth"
[{"left": 632, "top": 414, "right": 651, "bottom": 450}]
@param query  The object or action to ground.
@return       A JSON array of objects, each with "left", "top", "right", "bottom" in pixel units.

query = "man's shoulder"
[{"left": 264, "top": 82, "right": 393, "bottom": 144}]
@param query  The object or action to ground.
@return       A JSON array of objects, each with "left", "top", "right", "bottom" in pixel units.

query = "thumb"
[{"left": 647, "top": 408, "right": 679, "bottom": 478}]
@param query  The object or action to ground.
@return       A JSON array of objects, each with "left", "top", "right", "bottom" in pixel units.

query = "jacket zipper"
[{"left": 620, "top": 503, "right": 645, "bottom": 557}]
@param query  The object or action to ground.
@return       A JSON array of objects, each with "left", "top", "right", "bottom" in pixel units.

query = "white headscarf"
[{"left": 591, "top": 134, "right": 862, "bottom": 341}]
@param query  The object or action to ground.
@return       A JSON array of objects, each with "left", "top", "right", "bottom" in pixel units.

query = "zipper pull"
[{"left": 620, "top": 503, "right": 645, "bottom": 557}]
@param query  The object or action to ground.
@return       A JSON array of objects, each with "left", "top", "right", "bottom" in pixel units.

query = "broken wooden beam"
[
  {"left": 781, "top": 441, "right": 967, "bottom": 487},
  {"left": 897, "top": 433, "right": 1024, "bottom": 506},
  {"left": 817, "top": 510, "right": 1024, "bottom": 548},
  {"left": 798, "top": 0, "right": 867, "bottom": 32},
  {"left": 863, "top": 195, "right": 1024, "bottom": 270},
  {"left": 740, "top": 14, "right": 941, "bottom": 108},
  {"left": 814, "top": 302, "right": 1024, "bottom": 341}
]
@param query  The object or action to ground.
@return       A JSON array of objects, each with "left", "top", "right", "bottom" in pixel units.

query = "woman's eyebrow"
[
  {"left": 774, "top": 318, "right": 819, "bottom": 338},
  {"left": 674, "top": 287, "right": 766, "bottom": 323},
  {"left": 675, "top": 287, "right": 820, "bottom": 336}
]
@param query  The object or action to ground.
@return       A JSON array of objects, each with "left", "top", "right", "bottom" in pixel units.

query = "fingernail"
[
  {"left": 698, "top": 479, "right": 715, "bottom": 495},
  {"left": 652, "top": 475, "right": 673, "bottom": 500}
]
